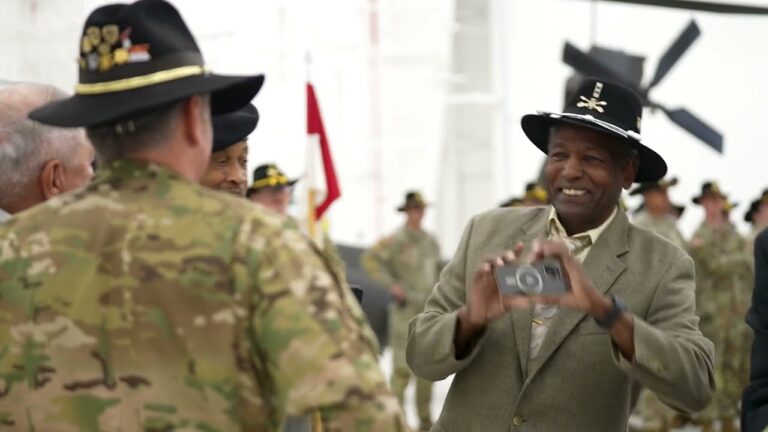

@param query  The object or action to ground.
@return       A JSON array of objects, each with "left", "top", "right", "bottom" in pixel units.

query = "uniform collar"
[{"left": 95, "top": 158, "right": 184, "bottom": 183}]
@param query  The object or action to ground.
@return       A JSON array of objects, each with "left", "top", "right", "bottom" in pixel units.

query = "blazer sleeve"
[
  {"left": 406, "top": 216, "right": 487, "bottom": 381},
  {"left": 611, "top": 253, "right": 716, "bottom": 414},
  {"left": 743, "top": 229, "right": 768, "bottom": 432}
]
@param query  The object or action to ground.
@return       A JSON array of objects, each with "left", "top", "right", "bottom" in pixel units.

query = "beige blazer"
[{"left": 407, "top": 206, "right": 715, "bottom": 432}]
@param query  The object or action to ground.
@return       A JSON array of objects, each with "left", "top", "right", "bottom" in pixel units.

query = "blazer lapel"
[
  {"left": 525, "top": 210, "right": 630, "bottom": 382},
  {"left": 508, "top": 208, "right": 550, "bottom": 377}
]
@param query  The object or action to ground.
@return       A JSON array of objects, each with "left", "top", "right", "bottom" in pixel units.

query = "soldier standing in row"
[
  {"left": 746, "top": 191, "right": 768, "bottom": 256},
  {"left": 628, "top": 177, "right": 687, "bottom": 432},
  {"left": 0, "top": 1, "right": 407, "bottom": 430},
  {"left": 630, "top": 177, "right": 686, "bottom": 249},
  {"left": 362, "top": 191, "right": 441, "bottom": 431},
  {"left": 247, "top": 163, "right": 348, "bottom": 282},
  {"left": 689, "top": 181, "right": 753, "bottom": 432}
]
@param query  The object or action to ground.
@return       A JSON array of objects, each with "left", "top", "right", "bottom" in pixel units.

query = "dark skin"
[
  {"left": 199, "top": 141, "right": 248, "bottom": 197},
  {"left": 455, "top": 125, "right": 638, "bottom": 361}
]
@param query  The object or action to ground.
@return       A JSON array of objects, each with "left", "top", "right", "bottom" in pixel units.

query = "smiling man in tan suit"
[{"left": 407, "top": 79, "right": 715, "bottom": 432}]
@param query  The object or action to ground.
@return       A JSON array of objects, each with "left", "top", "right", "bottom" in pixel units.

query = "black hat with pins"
[
  {"left": 745, "top": 190, "right": 768, "bottom": 223},
  {"left": 29, "top": 0, "right": 264, "bottom": 128},
  {"left": 248, "top": 164, "right": 298, "bottom": 193},
  {"left": 521, "top": 78, "right": 667, "bottom": 182},
  {"left": 692, "top": 181, "right": 726, "bottom": 205},
  {"left": 397, "top": 191, "right": 428, "bottom": 212}
]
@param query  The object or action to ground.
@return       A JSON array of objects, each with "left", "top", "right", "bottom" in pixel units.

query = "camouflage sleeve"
[
  {"left": 690, "top": 237, "right": 751, "bottom": 276},
  {"left": 322, "top": 233, "right": 348, "bottom": 286},
  {"left": 360, "top": 237, "right": 398, "bottom": 288},
  {"left": 240, "top": 221, "right": 407, "bottom": 431}
]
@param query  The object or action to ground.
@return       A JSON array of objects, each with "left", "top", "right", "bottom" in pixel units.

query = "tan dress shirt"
[{"left": 529, "top": 206, "right": 619, "bottom": 359}]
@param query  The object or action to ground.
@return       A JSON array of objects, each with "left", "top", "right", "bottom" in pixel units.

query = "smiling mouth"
[
  {"left": 561, "top": 188, "right": 588, "bottom": 197},
  {"left": 222, "top": 188, "right": 244, "bottom": 197}
]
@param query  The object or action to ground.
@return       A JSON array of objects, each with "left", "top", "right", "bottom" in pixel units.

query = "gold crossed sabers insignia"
[{"left": 576, "top": 96, "right": 607, "bottom": 113}]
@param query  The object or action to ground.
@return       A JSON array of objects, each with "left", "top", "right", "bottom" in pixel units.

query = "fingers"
[{"left": 531, "top": 239, "right": 571, "bottom": 263}]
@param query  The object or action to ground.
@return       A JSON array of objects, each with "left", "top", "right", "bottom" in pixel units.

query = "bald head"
[{"left": 0, "top": 83, "right": 94, "bottom": 214}]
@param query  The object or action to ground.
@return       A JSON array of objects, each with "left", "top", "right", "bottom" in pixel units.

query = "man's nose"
[
  {"left": 226, "top": 165, "right": 247, "bottom": 185},
  {"left": 561, "top": 156, "right": 583, "bottom": 179}
]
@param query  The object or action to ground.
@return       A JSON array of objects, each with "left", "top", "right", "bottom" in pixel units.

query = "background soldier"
[
  {"left": 628, "top": 177, "right": 687, "bottom": 432},
  {"left": 689, "top": 181, "right": 753, "bottom": 432},
  {"left": 499, "top": 181, "right": 549, "bottom": 208},
  {"left": 362, "top": 191, "right": 441, "bottom": 431},
  {"left": 630, "top": 177, "right": 686, "bottom": 249},
  {"left": 746, "top": 190, "right": 768, "bottom": 255},
  {"left": 246, "top": 163, "right": 298, "bottom": 214},
  {"left": 0, "top": 1, "right": 406, "bottom": 430}
]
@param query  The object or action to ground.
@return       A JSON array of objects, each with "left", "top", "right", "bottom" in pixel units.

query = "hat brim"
[
  {"left": 692, "top": 192, "right": 726, "bottom": 205},
  {"left": 521, "top": 113, "right": 667, "bottom": 183},
  {"left": 397, "top": 203, "right": 427, "bottom": 212},
  {"left": 248, "top": 178, "right": 298, "bottom": 192},
  {"left": 29, "top": 73, "right": 265, "bottom": 128}
]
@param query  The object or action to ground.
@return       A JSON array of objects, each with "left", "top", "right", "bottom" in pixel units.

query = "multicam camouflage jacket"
[{"left": 0, "top": 160, "right": 406, "bottom": 432}]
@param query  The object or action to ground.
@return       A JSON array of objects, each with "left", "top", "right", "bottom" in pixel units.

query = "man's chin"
[{"left": 220, "top": 188, "right": 245, "bottom": 197}]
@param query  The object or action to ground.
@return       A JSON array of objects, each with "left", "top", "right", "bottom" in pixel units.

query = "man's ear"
[
  {"left": 182, "top": 95, "right": 211, "bottom": 152},
  {"left": 39, "top": 159, "right": 65, "bottom": 199}
]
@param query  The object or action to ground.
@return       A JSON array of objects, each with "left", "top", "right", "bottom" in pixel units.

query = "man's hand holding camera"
[{"left": 455, "top": 239, "right": 635, "bottom": 360}]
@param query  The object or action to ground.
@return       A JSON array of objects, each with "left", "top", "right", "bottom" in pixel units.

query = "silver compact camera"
[{"left": 494, "top": 258, "right": 568, "bottom": 296}]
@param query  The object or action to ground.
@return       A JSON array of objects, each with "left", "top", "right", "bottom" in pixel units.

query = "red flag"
[{"left": 307, "top": 83, "right": 340, "bottom": 219}]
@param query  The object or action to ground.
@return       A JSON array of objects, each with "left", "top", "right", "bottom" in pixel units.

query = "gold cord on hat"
[{"left": 75, "top": 65, "right": 206, "bottom": 95}]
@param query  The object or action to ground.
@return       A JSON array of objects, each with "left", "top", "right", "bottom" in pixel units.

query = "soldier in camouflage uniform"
[
  {"left": 0, "top": 1, "right": 407, "bottom": 431},
  {"left": 247, "top": 163, "right": 348, "bottom": 285},
  {"left": 630, "top": 177, "right": 686, "bottom": 249},
  {"left": 627, "top": 177, "right": 687, "bottom": 432},
  {"left": 362, "top": 191, "right": 441, "bottom": 431},
  {"left": 689, "top": 182, "right": 753, "bottom": 432}
]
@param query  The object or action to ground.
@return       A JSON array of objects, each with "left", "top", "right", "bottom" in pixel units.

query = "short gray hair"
[
  {"left": 0, "top": 83, "right": 89, "bottom": 208},
  {"left": 86, "top": 94, "right": 209, "bottom": 163}
]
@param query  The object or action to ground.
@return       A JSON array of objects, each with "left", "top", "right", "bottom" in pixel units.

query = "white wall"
[{"left": 2, "top": 0, "right": 767, "bottom": 254}]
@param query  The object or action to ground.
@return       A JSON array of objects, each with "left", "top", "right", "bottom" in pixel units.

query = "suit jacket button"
[{"left": 512, "top": 415, "right": 525, "bottom": 426}]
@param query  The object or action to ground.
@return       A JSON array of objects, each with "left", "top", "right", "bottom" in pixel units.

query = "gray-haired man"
[{"left": 0, "top": 83, "right": 94, "bottom": 220}]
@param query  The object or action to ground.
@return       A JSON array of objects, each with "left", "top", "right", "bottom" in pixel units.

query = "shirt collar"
[
  {"left": 548, "top": 205, "right": 618, "bottom": 244},
  {"left": 0, "top": 207, "right": 10, "bottom": 223}
]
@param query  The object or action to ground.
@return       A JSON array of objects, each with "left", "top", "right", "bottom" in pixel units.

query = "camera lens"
[{"left": 515, "top": 266, "right": 543, "bottom": 294}]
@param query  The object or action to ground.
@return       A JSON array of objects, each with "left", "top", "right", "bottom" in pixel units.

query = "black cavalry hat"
[
  {"left": 521, "top": 78, "right": 666, "bottom": 182},
  {"left": 692, "top": 181, "right": 726, "bottom": 204},
  {"left": 397, "top": 191, "right": 428, "bottom": 212},
  {"left": 212, "top": 103, "right": 259, "bottom": 152},
  {"left": 745, "top": 190, "right": 768, "bottom": 223},
  {"left": 523, "top": 182, "right": 549, "bottom": 203},
  {"left": 499, "top": 197, "right": 523, "bottom": 208},
  {"left": 248, "top": 164, "right": 298, "bottom": 192},
  {"left": 29, "top": 0, "right": 264, "bottom": 128},
  {"left": 628, "top": 177, "right": 678, "bottom": 196}
]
